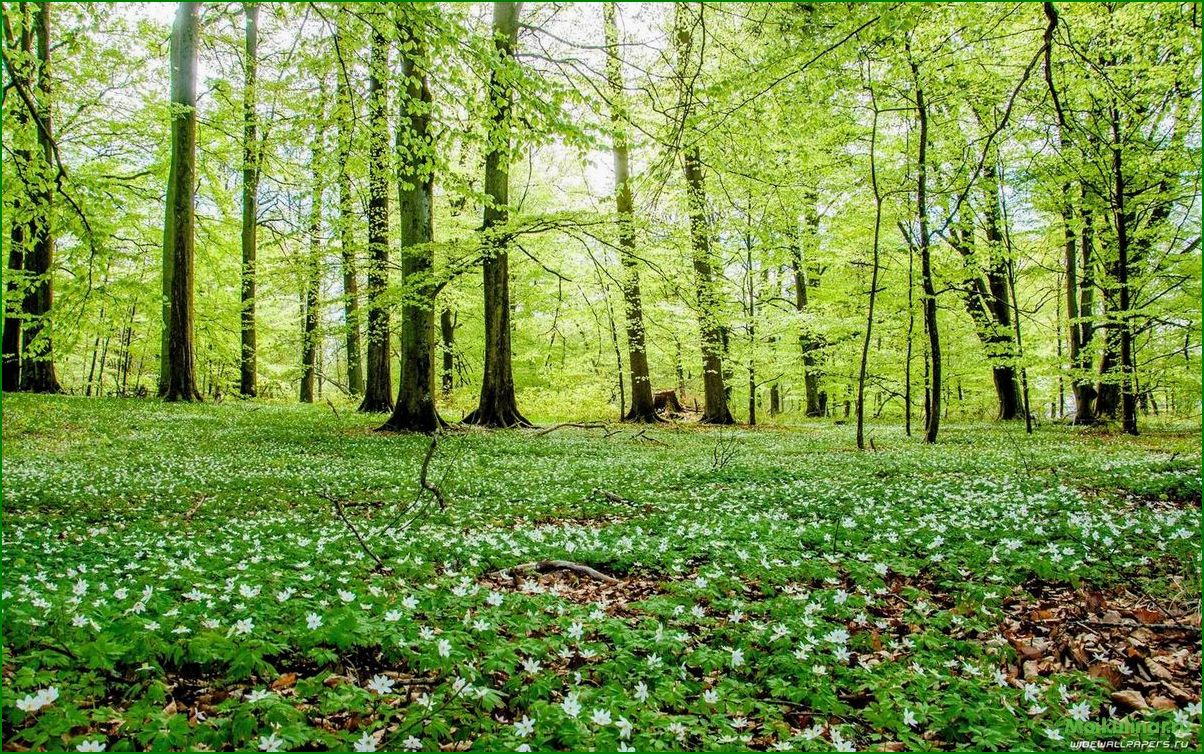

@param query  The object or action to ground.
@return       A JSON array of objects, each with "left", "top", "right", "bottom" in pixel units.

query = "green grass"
[{"left": 2, "top": 395, "right": 1200, "bottom": 752}]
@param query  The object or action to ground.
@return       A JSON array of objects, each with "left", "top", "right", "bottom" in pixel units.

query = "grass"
[{"left": 1, "top": 395, "right": 1200, "bottom": 752}]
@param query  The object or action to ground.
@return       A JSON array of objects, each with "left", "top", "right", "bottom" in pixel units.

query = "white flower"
[
  {"left": 437, "top": 639, "right": 451, "bottom": 657},
  {"left": 367, "top": 674, "right": 394, "bottom": 695},
  {"left": 902, "top": 708, "right": 918, "bottom": 728},
  {"left": 353, "top": 731, "right": 378, "bottom": 752},
  {"left": 516, "top": 746, "right": 531, "bottom": 753},
  {"left": 384, "top": 610, "right": 402, "bottom": 622},
  {"left": 1069, "top": 701, "right": 1091, "bottom": 721},
  {"left": 561, "top": 692, "right": 582, "bottom": 718},
  {"left": 486, "top": 591, "right": 504, "bottom": 607},
  {"left": 75, "top": 741, "right": 106, "bottom": 752},
  {"left": 338, "top": 590, "right": 356, "bottom": 603},
  {"left": 306, "top": 612, "right": 323, "bottom": 630},
  {"left": 617, "top": 716, "right": 634, "bottom": 739},
  {"left": 522, "top": 657, "right": 542, "bottom": 674},
  {"left": 232, "top": 618, "right": 254, "bottom": 636},
  {"left": 703, "top": 688, "right": 719, "bottom": 704},
  {"left": 730, "top": 648, "right": 744, "bottom": 668},
  {"left": 402, "top": 735, "right": 421, "bottom": 750},
  {"left": 258, "top": 732, "right": 285, "bottom": 752},
  {"left": 634, "top": 681, "right": 649, "bottom": 703},
  {"left": 591, "top": 708, "right": 612, "bottom": 726},
  {"left": 1044, "top": 727, "right": 1064, "bottom": 741},
  {"left": 402, "top": 595, "right": 419, "bottom": 610},
  {"left": 276, "top": 588, "right": 294, "bottom": 602},
  {"left": 246, "top": 689, "right": 272, "bottom": 703},
  {"left": 514, "top": 715, "right": 536, "bottom": 737},
  {"left": 568, "top": 621, "right": 584, "bottom": 640}
]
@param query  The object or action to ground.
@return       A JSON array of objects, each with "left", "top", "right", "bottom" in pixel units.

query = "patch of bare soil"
[{"left": 1000, "top": 584, "right": 1200, "bottom": 711}]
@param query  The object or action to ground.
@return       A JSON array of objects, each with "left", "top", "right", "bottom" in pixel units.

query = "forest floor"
[{"left": 1, "top": 395, "right": 1201, "bottom": 752}]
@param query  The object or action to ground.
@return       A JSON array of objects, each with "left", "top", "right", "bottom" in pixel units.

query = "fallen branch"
[
  {"left": 592, "top": 488, "right": 637, "bottom": 507},
  {"left": 419, "top": 436, "right": 445, "bottom": 511},
  {"left": 533, "top": 421, "right": 607, "bottom": 436},
  {"left": 319, "top": 491, "right": 389, "bottom": 573},
  {"left": 494, "top": 560, "right": 619, "bottom": 584},
  {"left": 326, "top": 398, "right": 340, "bottom": 420}
]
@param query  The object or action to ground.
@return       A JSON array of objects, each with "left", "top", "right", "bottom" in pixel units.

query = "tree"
[
  {"left": 2, "top": 2, "right": 34, "bottom": 393},
  {"left": 238, "top": 1, "right": 259, "bottom": 398},
  {"left": 161, "top": 1, "right": 201, "bottom": 402},
  {"left": 910, "top": 52, "right": 940, "bottom": 443},
  {"left": 793, "top": 194, "right": 822, "bottom": 417},
  {"left": 359, "top": 20, "right": 393, "bottom": 413},
  {"left": 463, "top": 1, "right": 530, "bottom": 428},
  {"left": 381, "top": 8, "right": 444, "bottom": 433},
  {"left": 334, "top": 14, "right": 363, "bottom": 397},
  {"left": 603, "top": 2, "right": 657, "bottom": 423},
  {"left": 300, "top": 78, "right": 324, "bottom": 404},
  {"left": 16, "top": 1, "right": 61, "bottom": 393},
  {"left": 675, "top": 3, "right": 732, "bottom": 425}
]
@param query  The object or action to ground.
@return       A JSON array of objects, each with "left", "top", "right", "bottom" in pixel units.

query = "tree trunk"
[
  {"left": 604, "top": 3, "right": 657, "bottom": 423},
  {"left": 682, "top": 149, "right": 733, "bottom": 425},
  {"left": 675, "top": 5, "right": 732, "bottom": 425},
  {"left": 382, "top": 15, "right": 444, "bottom": 433},
  {"left": 239, "top": 1, "right": 258, "bottom": 397},
  {"left": 335, "top": 18, "right": 363, "bottom": 397},
  {"left": 856, "top": 93, "right": 883, "bottom": 450},
  {"left": 300, "top": 81, "right": 324, "bottom": 404},
  {"left": 162, "top": 2, "right": 201, "bottom": 402},
  {"left": 794, "top": 193, "right": 822, "bottom": 417},
  {"left": 912, "top": 60, "right": 939, "bottom": 443},
  {"left": 1109, "top": 101, "right": 1138, "bottom": 435},
  {"left": 359, "top": 24, "right": 393, "bottom": 412},
  {"left": 20, "top": 1, "right": 60, "bottom": 393},
  {"left": 2, "top": 5, "right": 33, "bottom": 393},
  {"left": 464, "top": 2, "right": 530, "bottom": 428},
  {"left": 440, "top": 308, "right": 455, "bottom": 395}
]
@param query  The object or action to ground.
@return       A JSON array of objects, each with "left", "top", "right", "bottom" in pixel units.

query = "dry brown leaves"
[
  {"left": 1000, "top": 583, "right": 1200, "bottom": 711},
  {"left": 479, "top": 567, "right": 662, "bottom": 616}
]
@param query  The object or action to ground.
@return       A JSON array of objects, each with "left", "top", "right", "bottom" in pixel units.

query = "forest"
[{"left": 1, "top": 2, "right": 1201, "bottom": 752}]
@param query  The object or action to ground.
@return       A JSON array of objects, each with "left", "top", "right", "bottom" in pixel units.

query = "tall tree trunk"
[
  {"left": 1044, "top": 3, "right": 1097, "bottom": 425},
  {"left": 1109, "top": 101, "right": 1138, "bottom": 435},
  {"left": 440, "top": 308, "right": 455, "bottom": 395},
  {"left": 794, "top": 193, "right": 822, "bottom": 417},
  {"left": 20, "top": 0, "right": 60, "bottom": 393},
  {"left": 2, "top": 4, "right": 33, "bottom": 393},
  {"left": 979, "top": 159, "right": 1022, "bottom": 420},
  {"left": 359, "top": 24, "right": 393, "bottom": 412},
  {"left": 300, "top": 82, "right": 324, "bottom": 404},
  {"left": 675, "top": 4, "right": 732, "bottom": 425},
  {"left": 856, "top": 92, "right": 883, "bottom": 450},
  {"left": 335, "top": 18, "right": 363, "bottom": 397},
  {"left": 604, "top": 2, "right": 657, "bottom": 423},
  {"left": 239, "top": 2, "right": 258, "bottom": 397},
  {"left": 912, "top": 59, "right": 939, "bottom": 443},
  {"left": 382, "top": 14, "right": 444, "bottom": 432},
  {"left": 682, "top": 148, "right": 733, "bottom": 424},
  {"left": 162, "top": 1, "right": 201, "bottom": 402},
  {"left": 464, "top": 2, "right": 530, "bottom": 428}
]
